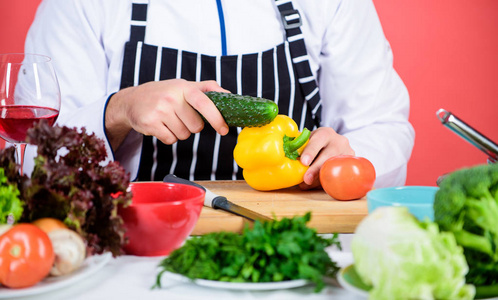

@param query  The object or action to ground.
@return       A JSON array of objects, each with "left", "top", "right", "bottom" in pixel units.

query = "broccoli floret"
[
  {"left": 461, "top": 165, "right": 495, "bottom": 198},
  {"left": 434, "top": 183, "right": 466, "bottom": 230},
  {"left": 434, "top": 163, "right": 498, "bottom": 285}
]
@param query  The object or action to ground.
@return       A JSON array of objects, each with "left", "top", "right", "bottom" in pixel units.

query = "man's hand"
[
  {"left": 298, "top": 127, "right": 355, "bottom": 190},
  {"left": 105, "top": 79, "right": 230, "bottom": 150}
]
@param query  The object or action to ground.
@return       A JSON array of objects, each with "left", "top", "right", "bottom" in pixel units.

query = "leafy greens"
[
  {"left": 434, "top": 163, "right": 498, "bottom": 286},
  {"left": 154, "top": 212, "right": 340, "bottom": 292},
  {"left": 352, "top": 206, "right": 475, "bottom": 300},
  {"left": 0, "top": 167, "right": 23, "bottom": 224},
  {"left": 0, "top": 120, "right": 132, "bottom": 257}
]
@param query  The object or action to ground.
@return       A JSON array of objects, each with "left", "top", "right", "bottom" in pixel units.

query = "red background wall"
[
  {"left": 1, "top": 0, "right": 497, "bottom": 186},
  {"left": 374, "top": 0, "right": 498, "bottom": 185}
]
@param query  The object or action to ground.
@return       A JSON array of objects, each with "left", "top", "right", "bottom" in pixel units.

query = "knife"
[{"left": 163, "top": 174, "right": 272, "bottom": 222}]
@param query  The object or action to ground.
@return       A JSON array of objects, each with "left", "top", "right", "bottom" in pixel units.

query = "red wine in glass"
[
  {"left": 0, "top": 53, "right": 61, "bottom": 174},
  {"left": 0, "top": 105, "right": 59, "bottom": 143}
]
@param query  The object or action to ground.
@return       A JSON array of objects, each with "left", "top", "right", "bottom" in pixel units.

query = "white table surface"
[{"left": 9, "top": 235, "right": 366, "bottom": 300}]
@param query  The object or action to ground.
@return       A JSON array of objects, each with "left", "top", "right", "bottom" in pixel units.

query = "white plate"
[
  {"left": 0, "top": 252, "right": 112, "bottom": 298},
  {"left": 162, "top": 271, "right": 310, "bottom": 291}
]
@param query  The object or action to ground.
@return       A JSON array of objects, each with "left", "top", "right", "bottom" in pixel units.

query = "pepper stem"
[{"left": 283, "top": 128, "right": 311, "bottom": 160}]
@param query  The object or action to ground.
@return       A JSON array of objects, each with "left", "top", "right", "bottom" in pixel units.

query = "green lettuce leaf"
[
  {"left": 0, "top": 167, "right": 23, "bottom": 224},
  {"left": 352, "top": 206, "right": 475, "bottom": 300}
]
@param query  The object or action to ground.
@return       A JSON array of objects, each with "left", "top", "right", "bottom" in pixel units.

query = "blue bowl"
[{"left": 366, "top": 186, "right": 439, "bottom": 221}]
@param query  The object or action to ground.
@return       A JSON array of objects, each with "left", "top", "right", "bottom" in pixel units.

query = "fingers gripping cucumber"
[{"left": 205, "top": 92, "right": 279, "bottom": 128}]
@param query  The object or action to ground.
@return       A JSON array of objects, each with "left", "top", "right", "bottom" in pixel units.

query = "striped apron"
[{"left": 120, "top": 0, "right": 322, "bottom": 181}]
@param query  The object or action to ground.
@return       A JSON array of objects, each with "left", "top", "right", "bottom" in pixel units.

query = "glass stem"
[{"left": 13, "top": 143, "right": 26, "bottom": 175}]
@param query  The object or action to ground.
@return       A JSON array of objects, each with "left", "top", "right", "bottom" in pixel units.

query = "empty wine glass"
[{"left": 0, "top": 53, "right": 61, "bottom": 174}]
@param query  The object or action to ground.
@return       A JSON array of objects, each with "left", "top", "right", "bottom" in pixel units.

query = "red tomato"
[
  {"left": 0, "top": 224, "right": 55, "bottom": 288},
  {"left": 319, "top": 155, "right": 376, "bottom": 201}
]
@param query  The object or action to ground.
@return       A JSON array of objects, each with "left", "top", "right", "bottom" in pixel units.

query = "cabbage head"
[{"left": 351, "top": 206, "right": 475, "bottom": 300}]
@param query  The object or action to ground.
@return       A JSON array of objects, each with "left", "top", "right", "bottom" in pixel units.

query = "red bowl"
[{"left": 119, "top": 182, "right": 205, "bottom": 256}]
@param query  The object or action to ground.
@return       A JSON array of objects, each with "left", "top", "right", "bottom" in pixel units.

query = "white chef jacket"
[{"left": 23, "top": 0, "right": 415, "bottom": 187}]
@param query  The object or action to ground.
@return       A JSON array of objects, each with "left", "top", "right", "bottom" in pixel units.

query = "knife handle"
[
  {"left": 163, "top": 174, "right": 216, "bottom": 207},
  {"left": 211, "top": 196, "right": 273, "bottom": 222}
]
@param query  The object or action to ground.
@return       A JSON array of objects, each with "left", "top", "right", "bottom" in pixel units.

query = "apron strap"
[
  {"left": 125, "top": 0, "right": 321, "bottom": 125},
  {"left": 275, "top": 0, "right": 322, "bottom": 126},
  {"left": 129, "top": 0, "right": 149, "bottom": 43}
]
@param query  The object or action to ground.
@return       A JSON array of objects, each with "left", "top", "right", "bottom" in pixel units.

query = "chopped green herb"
[{"left": 154, "top": 212, "right": 341, "bottom": 292}]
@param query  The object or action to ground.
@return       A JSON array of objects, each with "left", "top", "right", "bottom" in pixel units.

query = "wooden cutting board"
[{"left": 191, "top": 180, "right": 368, "bottom": 235}]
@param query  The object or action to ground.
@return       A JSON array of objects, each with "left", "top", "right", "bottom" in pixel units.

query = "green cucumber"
[{"left": 205, "top": 92, "right": 279, "bottom": 128}]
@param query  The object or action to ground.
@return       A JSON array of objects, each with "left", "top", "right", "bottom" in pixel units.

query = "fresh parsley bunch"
[{"left": 154, "top": 212, "right": 341, "bottom": 292}]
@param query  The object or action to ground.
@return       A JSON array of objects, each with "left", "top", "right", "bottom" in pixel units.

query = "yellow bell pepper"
[{"left": 233, "top": 115, "right": 310, "bottom": 191}]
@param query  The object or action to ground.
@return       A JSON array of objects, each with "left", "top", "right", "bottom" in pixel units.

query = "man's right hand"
[{"left": 105, "top": 79, "right": 230, "bottom": 150}]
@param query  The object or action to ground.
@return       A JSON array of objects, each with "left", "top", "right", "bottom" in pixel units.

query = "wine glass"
[{"left": 0, "top": 53, "right": 61, "bottom": 174}]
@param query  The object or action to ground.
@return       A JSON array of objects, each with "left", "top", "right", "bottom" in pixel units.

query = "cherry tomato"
[
  {"left": 0, "top": 223, "right": 55, "bottom": 288},
  {"left": 319, "top": 155, "right": 376, "bottom": 201}
]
